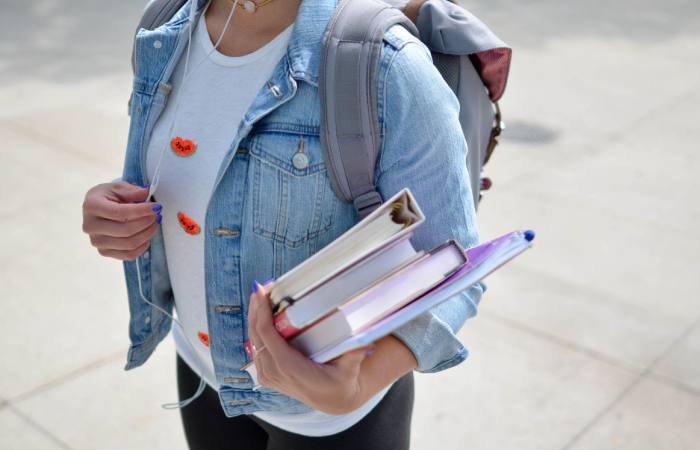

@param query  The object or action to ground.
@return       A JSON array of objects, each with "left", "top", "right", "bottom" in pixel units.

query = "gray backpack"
[{"left": 132, "top": 0, "right": 511, "bottom": 217}]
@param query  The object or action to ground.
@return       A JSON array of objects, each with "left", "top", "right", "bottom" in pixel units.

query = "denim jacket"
[{"left": 122, "top": 0, "right": 484, "bottom": 417}]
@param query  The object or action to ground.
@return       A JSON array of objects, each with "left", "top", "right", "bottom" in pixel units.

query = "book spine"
[
  {"left": 272, "top": 310, "right": 304, "bottom": 339},
  {"left": 289, "top": 311, "right": 349, "bottom": 355}
]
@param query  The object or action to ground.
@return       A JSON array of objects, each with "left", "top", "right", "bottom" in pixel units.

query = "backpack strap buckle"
[
  {"left": 484, "top": 102, "right": 503, "bottom": 165},
  {"left": 353, "top": 190, "right": 384, "bottom": 219}
]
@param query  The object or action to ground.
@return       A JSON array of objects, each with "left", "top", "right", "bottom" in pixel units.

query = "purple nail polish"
[
  {"left": 262, "top": 277, "right": 274, "bottom": 286},
  {"left": 364, "top": 348, "right": 376, "bottom": 357},
  {"left": 156, "top": 213, "right": 162, "bottom": 224},
  {"left": 251, "top": 279, "right": 260, "bottom": 294},
  {"left": 152, "top": 204, "right": 162, "bottom": 213}
]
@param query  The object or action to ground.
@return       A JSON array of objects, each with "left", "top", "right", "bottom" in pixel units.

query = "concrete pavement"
[{"left": 1, "top": 0, "right": 699, "bottom": 449}]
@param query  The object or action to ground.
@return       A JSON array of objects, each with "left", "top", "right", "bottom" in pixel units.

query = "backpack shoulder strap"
[
  {"left": 131, "top": 0, "right": 188, "bottom": 73},
  {"left": 319, "top": 0, "right": 418, "bottom": 219}
]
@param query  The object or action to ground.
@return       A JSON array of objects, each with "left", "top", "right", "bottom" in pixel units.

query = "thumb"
[
  {"left": 112, "top": 182, "right": 150, "bottom": 203},
  {"left": 330, "top": 346, "right": 373, "bottom": 375}
]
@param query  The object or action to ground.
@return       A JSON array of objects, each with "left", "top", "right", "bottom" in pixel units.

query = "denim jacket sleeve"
[{"left": 375, "top": 26, "right": 485, "bottom": 373}]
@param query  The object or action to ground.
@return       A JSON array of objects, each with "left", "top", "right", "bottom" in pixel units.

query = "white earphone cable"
[{"left": 138, "top": 0, "right": 241, "bottom": 410}]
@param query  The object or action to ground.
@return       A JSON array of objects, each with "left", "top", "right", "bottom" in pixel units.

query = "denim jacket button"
[
  {"left": 213, "top": 227, "right": 240, "bottom": 237},
  {"left": 223, "top": 375, "right": 249, "bottom": 384},
  {"left": 266, "top": 81, "right": 283, "bottom": 99},
  {"left": 153, "top": 40, "right": 162, "bottom": 49},
  {"left": 214, "top": 305, "right": 241, "bottom": 314},
  {"left": 292, "top": 152, "right": 309, "bottom": 170}
]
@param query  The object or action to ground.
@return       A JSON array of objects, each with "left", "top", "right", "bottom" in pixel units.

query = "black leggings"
[{"left": 176, "top": 355, "right": 414, "bottom": 450}]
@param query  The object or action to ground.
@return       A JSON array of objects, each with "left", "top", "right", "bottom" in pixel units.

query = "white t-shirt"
[{"left": 145, "top": 13, "right": 389, "bottom": 436}]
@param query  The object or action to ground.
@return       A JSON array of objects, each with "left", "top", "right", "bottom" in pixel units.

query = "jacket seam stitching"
[{"left": 377, "top": 44, "right": 402, "bottom": 176}]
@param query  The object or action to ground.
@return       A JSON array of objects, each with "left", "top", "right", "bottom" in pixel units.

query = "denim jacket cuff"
[
  {"left": 390, "top": 282, "right": 484, "bottom": 373},
  {"left": 391, "top": 309, "right": 469, "bottom": 373}
]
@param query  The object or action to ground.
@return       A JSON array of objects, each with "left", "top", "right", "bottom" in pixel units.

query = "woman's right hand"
[{"left": 82, "top": 181, "right": 162, "bottom": 261}]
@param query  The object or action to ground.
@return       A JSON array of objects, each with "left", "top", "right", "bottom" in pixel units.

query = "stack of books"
[{"left": 243, "top": 188, "right": 534, "bottom": 379}]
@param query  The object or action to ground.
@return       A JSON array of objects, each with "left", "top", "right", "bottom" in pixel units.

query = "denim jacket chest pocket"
[{"left": 247, "top": 127, "right": 337, "bottom": 249}]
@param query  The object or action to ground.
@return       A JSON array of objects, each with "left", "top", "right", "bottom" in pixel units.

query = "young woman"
[{"left": 81, "top": 0, "right": 483, "bottom": 448}]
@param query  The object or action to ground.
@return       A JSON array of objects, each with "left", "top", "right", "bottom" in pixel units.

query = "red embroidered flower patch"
[
  {"left": 170, "top": 136, "right": 196, "bottom": 157},
  {"left": 197, "top": 331, "right": 210, "bottom": 347},
  {"left": 177, "top": 211, "right": 201, "bottom": 235}
]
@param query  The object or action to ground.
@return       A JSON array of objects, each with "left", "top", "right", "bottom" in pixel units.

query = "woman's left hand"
[{"left": 247, "top": 281, "right": 374, "bottom": 415}]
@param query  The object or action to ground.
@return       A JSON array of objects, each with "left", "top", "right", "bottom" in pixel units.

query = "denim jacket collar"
[
  {"left": 180, "top": 0, "right": 336, "bottom": 87},
  {"left": 285, "top": 0, "right": 337, "bottom": 86}
]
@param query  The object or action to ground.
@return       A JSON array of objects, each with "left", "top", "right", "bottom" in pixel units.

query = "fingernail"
[
  {"left": 364, "top": 347, "right": 376, "bottom": 357},
  {"left": 156, "top": 213, "right": 162, "bottom": 224},
  {"left": 262, "top": 277, "right": 274, "bottom": 286},
  {"left": 141, "top": 184, "right": 150, "bottom": 189},
  {"left": 251, "top": 279, "right": 260, "bottom": 294},
  {"left": 152, "top": 204, "right": 162, "bottom": 213}
]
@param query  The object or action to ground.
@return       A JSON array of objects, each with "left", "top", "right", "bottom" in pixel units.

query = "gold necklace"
[{"left": 228, "top": 0, "right": 277, "bottom": 13}]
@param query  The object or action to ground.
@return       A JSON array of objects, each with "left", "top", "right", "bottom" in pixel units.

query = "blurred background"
[{"left": 1, "top": 0, "right": 699, "bottom": 449}]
